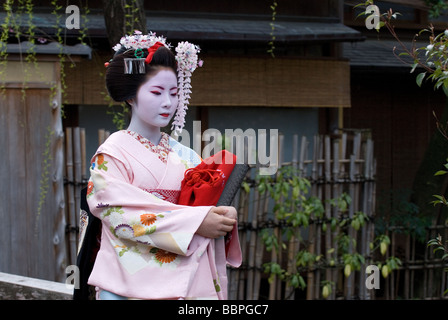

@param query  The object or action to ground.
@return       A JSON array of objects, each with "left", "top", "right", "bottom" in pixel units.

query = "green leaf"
[
  {"left": 376, "top": 21, "right": 385, "bottom": 31},
  {"left": 242, "top": 181, "right": 251, "bottom": 193},
  {"left": 355, "top": 11, "right": 367, "bottom": 19},
  {"left": 258, "top": 182, "right": 266, "bottom": 194},
  {"left": 290, "top": 274, "right": 299, "bottom": 288},
  {"left": 298, "top": 275, "right": 306, "bottom": 289},
  {"left": 442, "top": 83, "right": 448, "bottom": 97},
  {"left": 435, "top": 170, "right": 448, "bottom": 176},
  {"left": 416, "top": 72, "right": 426, "bottom": 87},
  {"left": 147, "top": 226, "right": 156, "bottom": 235}
]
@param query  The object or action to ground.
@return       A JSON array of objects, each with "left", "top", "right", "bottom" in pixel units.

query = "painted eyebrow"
[{"left": 150, "top": 85, "right": 177, "bottom": 90}]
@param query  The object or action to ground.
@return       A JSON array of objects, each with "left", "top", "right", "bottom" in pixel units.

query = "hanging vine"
[
  {"left": 49, "top": 0, "right": 68, "bottom": 117},
  {"left": 0, "top": 0, "right": 15, "bottom": 94},
  {"left": 124, "top": 0, "right": 142, "bottom": 35},
  {"left": 22, "top": 0, "right": 39, "bottom": 100},
  {"left": 0, "top": 0, "right": 88, "bottom": 233},
  {"left": 105, "top": 0, "right": 143, "bottom": 130},
  {"left": 267, "top": 0, "right": 277, "bottom": 58},
  {"left": 35, "top": 126, "right": 54, "bottom": 235}
]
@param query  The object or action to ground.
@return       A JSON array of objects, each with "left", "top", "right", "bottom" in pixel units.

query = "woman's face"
[{"left": 131, "top": 68, "right": 178, "bottom": 130}]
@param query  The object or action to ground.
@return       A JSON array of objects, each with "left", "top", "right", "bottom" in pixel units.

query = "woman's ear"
[{"left": 126, "top": 98, "right": 136, "bottom": 108}]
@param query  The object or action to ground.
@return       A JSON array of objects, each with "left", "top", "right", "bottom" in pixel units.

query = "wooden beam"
[{"left": 0, "top": 272, "right": 73, "bottom": 300}]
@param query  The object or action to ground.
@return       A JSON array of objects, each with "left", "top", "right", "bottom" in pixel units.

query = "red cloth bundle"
[
  {"left": 178, "top": 150, "right": 237, "bottom": 206},
  {"left": 178, "top": 149, "right": 242, "bottom": 261}
]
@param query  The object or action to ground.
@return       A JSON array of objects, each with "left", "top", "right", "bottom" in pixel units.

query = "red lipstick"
[{"left": 160, "top": 113, "right": 170, "bottom": 118}]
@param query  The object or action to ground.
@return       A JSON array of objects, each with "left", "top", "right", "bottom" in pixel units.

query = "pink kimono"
[{"left": 85, "top": 130, "right": 242, "bottom": 299}]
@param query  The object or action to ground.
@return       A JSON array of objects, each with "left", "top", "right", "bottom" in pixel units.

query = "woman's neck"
[{"left": 127, "top": 119, "right": 162, "bottom": 145}]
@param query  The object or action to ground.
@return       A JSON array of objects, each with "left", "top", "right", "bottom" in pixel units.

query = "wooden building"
[
  {"left": 343, "top": 0, "right": 448, "bottom": 215},
  {"left": 0, "top": 43, "right": 91, "bottom": 282}
]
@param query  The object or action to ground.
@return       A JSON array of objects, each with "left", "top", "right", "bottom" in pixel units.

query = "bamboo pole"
[
  {"left": 346, "top": 154, "right": 356, "bottom": 298},
  {"left": 73, "top": 127, "right": 82, "bottom": 253},
  {"left": 238, "top": 134, "right": 255, "bottom": 300},
  {"left": 246, "top": 164, "right": 259, "bottom": 300},
  {"left": 275, "top": 135, "right": 284, "bottom": 299},
  {"left": 346, "top": 132, "right": 362, "bottom": 299},
  {"left": 362, "top": 138, "right": 375, "bottom": 299},
  {"left": 64, "top": 127, "right": 77, "bottom": 265},
  {"left": 268, "top": 134, "right": 283, "bottom": 300},
  {"left": 80, "top": 128, "right": 87, "bottom": 181},
  {"left": 286, "top": 134, "right": 299, "bottom": 299},
  {"left": 238, "top": 171, "right": 250, "bottom": 300},
  {"left": 298, "top": 136, "right": 315, "bottom": 300},
  {"left": 312, "top": 135, "right": 323, "bottom": 300},
  {"left": 368, "top": 140, "right": 377, "bottom": 300},
  {"left": 332, "top": 139, "right": 344, "bottom": 299},
  {"left": 324, "top": 136, "right": 334, "bottom": 299},
  {"left": 253, "top": 182, "right": 270, "bottom": 299},
  {"left": 334, "top": 133, "right": 344, "bottom": 299}
]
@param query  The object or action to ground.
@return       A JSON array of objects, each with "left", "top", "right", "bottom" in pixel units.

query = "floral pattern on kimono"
[{"left": 85, "top": 130, "right": 242, "bottom": 300}]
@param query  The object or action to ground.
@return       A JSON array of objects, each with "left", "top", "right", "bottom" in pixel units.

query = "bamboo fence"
[
  {"left": 62, "top": 128, "right": 448, "bottom": 300},
  {"left": 381, "top": 225, "right": 448, "bottom": 300},
  {"left": 226, "top": 130, "right": 377, "bottom": 300}
]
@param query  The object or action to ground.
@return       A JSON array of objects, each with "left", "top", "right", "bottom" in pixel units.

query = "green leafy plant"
[
  {"left": 428, "top": 234, "right": 448, "bottom": 263},
  {"left": 255, "top": 165, "right": 399, "bottom": 298},
  {"left": 356, "top": 0, "right": 448, "bottom": 93},
  {"left": 428, "top": 160, "right": 448, "bottom": 271},
  {"left": 356, "top": 0, "right": 448, "bottom": 293},
  {"left": 424, "top": 0, "right": 448, "bottom": 18}
]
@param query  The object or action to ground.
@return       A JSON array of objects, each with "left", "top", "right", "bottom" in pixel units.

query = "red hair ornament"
[{"left": 145, "top": 41, "right": 165, "bottom": 65}]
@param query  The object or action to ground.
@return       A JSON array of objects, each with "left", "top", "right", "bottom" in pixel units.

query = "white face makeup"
[{"left": 128, "top": 68, "right": 178, "bottom": 142}]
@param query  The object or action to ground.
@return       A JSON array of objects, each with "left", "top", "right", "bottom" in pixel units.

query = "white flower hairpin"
[{"left": 173, "top": 41, "right": 202, "bottom": 136}]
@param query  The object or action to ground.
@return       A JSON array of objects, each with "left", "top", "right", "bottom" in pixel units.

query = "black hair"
[{"left": 105, "top": 46, "right": 177, "bottom": 103}]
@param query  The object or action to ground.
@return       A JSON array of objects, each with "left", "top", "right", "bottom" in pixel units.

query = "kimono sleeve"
[{"left": 86, "top": 151, "right": 213, "bottom": 256}]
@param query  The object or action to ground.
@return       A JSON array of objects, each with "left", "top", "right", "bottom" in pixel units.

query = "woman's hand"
[{"left": 196, "top": 206, "right": 237, "bottom": 239}]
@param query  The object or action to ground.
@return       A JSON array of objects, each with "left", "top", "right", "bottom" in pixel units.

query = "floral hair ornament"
[
  {"left": 114, "top": 31, "right": 171, "bottom": 75},
  {"left": 173, "top": 41, "right": 202, "bottom": 136},
  {"left": 112, "top": 30, "right": 203, "bottom": 135}
]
